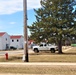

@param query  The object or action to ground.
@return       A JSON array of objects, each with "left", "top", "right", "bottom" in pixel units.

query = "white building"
[
  {"left": 10, "top": 35, "right": 24, "bottom": 49},
  {"left": 28, "top": 40, "right": 34, "bottom": 48},
  {"left": 0, "top": 32, "right": 10, "bottom": 50}
]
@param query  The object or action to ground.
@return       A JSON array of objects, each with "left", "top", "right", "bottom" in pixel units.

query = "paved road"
[
  {"left": 0, "top": 46, "right": 74, "bottom": 56},
  {"left": 0, "top": 49, "right": 34, "bottom": 56}
]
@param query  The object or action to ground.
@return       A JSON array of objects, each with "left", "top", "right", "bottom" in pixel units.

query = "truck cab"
[{"left": 32, "top": 43, "right": 58, "bottom": 53}]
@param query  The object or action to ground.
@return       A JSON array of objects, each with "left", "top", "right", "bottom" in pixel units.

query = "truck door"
[{"left": 39, "top": 44, "right": 47, "bottom": 50}]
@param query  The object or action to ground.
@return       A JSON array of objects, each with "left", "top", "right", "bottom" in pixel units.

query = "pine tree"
[{"left": 28, "top": 0, "right": 76, "bottom": 54}]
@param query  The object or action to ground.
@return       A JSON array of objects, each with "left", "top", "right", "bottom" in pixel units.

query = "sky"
[
  {"left": 0, "top": 0, "right": 41, "bottom": 36},
  {"left": 0, "top": 0, "right": 76, "bottom": 36}
]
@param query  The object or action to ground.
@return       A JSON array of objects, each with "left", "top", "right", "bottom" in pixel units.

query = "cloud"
[
  {"left": 9, "top": 22, "right": 16, "bottom": 25},
  {"left": 27, "top": 0, "right": 41, "bottom": 10},
  {"left": 0, "top": 0, "right": 41, "bottom": 15}
]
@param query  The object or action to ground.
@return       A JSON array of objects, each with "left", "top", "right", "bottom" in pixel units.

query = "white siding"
[
  {"left": 19, "top": 37, "right": 24, "bottom": 49},
  {"left": 0, "top": 37, "right": 2, "bottom": 50},
  {"left": 10, "top": 36, "right": 24, "bottom": 49},
  {"left": 0, "top": 33, "right": 10, "bottom": 50}
]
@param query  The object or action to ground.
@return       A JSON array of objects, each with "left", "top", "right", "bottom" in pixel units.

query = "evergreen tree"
[{"left": 28, "top": 0, "right": 76, "bottom": 54}]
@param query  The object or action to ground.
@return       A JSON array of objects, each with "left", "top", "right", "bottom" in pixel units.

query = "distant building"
[
  {"left": 10, "top": 35, "right": 24, "bottom": 49},
  {"left": 0, "top": 32, "right": 36, "bottom": 50},
  {"left": 28, "top": 40, "right": 35, "bottom": 48},
  {"left": 0, "top": 32, "right": 10, "bottom": 50}
]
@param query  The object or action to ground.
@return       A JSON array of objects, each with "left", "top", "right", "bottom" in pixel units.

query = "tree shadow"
[{"left": 62, "top": 52, "right": 76, "bottom": 55}]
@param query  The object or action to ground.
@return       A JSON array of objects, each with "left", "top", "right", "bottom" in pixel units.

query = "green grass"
[{"left": 71, "top": 44, "right": 76, "bottom": 47}]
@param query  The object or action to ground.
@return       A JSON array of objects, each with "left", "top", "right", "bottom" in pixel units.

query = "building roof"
[
  {"left": 0, "top": 32, "right": 6, "bottom": 37},
  {"left": 10, "top": 35, "right": 22, "bottom": 39},
  {"left": 28, "top": 40, "right": 34, "bottom": 42}
]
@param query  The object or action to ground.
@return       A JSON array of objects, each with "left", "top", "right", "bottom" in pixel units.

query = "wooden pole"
[{"left": 23, "top": 0, "right": 29, "bottom": 62}]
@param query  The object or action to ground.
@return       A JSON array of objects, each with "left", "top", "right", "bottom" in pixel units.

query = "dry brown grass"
[
  {"left": 0, "top": 65, "right": 76, "bottom": 75},
  {"left": 0, "top": 47, "right": 76, "bottom": 75},
  {"left": 0, "top": 47, "right": 76, "bottom": 62},
  {"left": 0, "top": 54, "right": 76, "bottom": 62}
]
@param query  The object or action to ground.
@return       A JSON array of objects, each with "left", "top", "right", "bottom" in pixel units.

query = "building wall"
[
  {"left": 0, "top": 33, "right": 10, "bottom": 50},
  {"left": 19, "top": 37, "right": 24, "bottom": 49},
  {"left": 0, "top": 37, "right": 2, "bottom": 50},
  {"left": 2, "top": 33, "right": 10, "bottom": 50},
  {"left": 10, "top": 37, "right": 24, "bottom": 49}
]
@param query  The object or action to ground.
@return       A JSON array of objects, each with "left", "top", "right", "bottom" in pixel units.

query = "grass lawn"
[
  {"left": 0, "top": 47, "right": 76, "bottom": 62},
  {"left": 0, "top": 65, "right": 76, "bottom": 75},
  {"left": 0, "top": 47, "right": 76, "bottom": 75},
  {"left": 1, "top": 54, "right": 76, "bottom": 62}
]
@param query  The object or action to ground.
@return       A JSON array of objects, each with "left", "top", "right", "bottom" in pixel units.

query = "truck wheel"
[
  {"left": 51, "top": 48, "right": 55, "bottom": 53},
  {"left": 34, "top": 49, "right": 39, "bottom": 53}
]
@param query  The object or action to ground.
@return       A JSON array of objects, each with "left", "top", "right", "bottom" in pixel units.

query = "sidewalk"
[{"left": 0, "top": 62, "right": 76, "bottom": 65}]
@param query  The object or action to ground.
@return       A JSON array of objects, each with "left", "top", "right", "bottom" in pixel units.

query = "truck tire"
[
  {"left": 34, "top": 48, "right": 39, "bottom": 53},
  {"left": 51, "top": 48, "right": 55, "bottom": 53}
]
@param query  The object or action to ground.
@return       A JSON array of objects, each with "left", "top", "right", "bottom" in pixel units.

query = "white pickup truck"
[{"left": 32, "top": 43, "right": 58, "bottom": 53}]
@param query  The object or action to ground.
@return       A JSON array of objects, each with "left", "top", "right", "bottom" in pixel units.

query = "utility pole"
[{"left": 23, "top": 0, "right": 29, "bottom": 62}]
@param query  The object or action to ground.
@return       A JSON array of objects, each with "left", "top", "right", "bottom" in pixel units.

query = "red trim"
[
  {"left": 10, "top": 35, "right": 22, "bottom": 39},
  {"left": 0, "top": 32, "right": 5, "bottom": 36}
]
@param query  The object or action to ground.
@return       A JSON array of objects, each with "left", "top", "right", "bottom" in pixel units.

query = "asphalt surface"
[
  {"left": 0, "top": 49, "right": 34, "bottom": 56},
  {"left": 0, "top": 46, "right": 72, "bottom": 56}
]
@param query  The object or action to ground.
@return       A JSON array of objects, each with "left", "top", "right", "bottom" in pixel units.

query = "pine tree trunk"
[{"left": 58, "top": 38, "right": 63, "bottom": 54}]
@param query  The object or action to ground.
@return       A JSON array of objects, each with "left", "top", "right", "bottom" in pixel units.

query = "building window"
[
  {"left": 12, "top": 40, "right": 14, "bottom": 42},
  {"left": 17, "top": 39, "right": 19, "bottom": 42},
  {"left": 6, "top": 38, "right": 7, "bottom": 41},
  {"left": 40, "top": 44, "right": 43, "bottom": 47}
]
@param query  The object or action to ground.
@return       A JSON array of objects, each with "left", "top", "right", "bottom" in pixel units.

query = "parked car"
[
  {"left": 32, "top": 43, "right": 58, "bottom": 53},
  {"left": 10, "top": 46, "right": 17, "bottom": 50}
]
